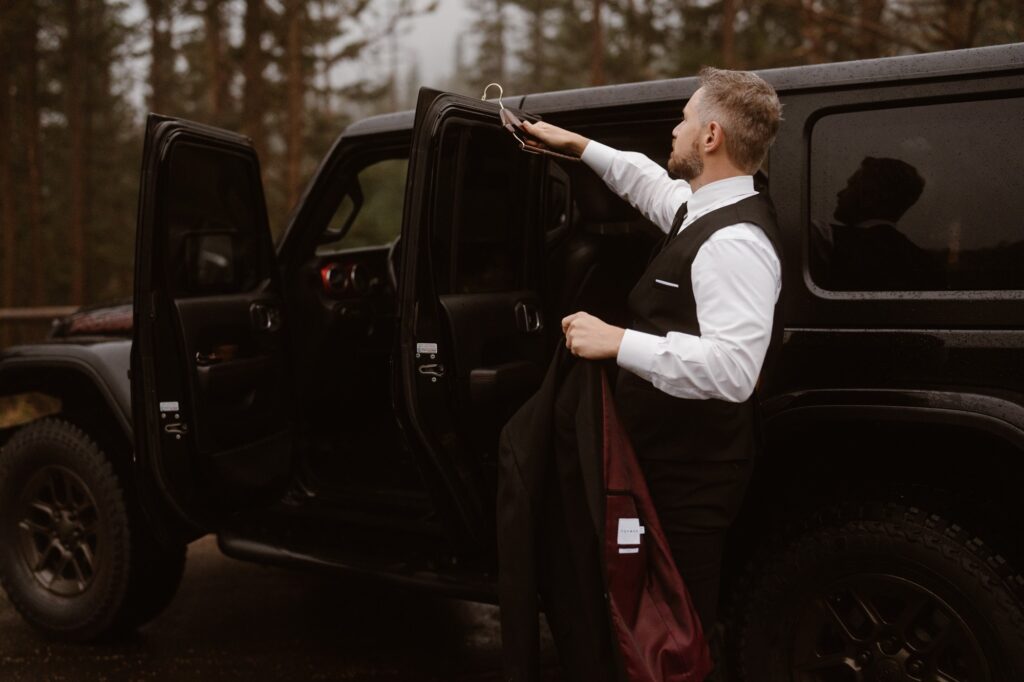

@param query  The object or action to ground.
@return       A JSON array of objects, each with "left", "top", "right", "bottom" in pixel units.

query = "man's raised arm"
[{"left": 522, "top": 120, "right": 691, "bottom": 233}]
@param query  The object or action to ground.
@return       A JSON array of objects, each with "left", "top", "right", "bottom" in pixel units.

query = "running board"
[{"left": 216, "top": 531, "right": 498, "bottom": 604}]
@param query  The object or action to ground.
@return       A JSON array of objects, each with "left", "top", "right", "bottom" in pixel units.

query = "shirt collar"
[{"left": 687, "top": 175, "right": 755, "bottom": 217}]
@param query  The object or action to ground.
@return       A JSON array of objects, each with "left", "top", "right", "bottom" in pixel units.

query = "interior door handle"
[
  {"left": 250, "top": 302, "right": 282, "bottom": 332},
  {"left": 515, "top": 301, "right": 543, "bottom": 333}
]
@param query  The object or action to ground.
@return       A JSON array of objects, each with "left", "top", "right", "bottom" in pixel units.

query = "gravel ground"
[{"left": 0, "top": 535, "right": 562, "bottom": 681}]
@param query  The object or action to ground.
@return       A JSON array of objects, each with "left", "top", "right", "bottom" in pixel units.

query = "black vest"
[{"left": 614, "top": 193, "right": 784, "bottom": 462}]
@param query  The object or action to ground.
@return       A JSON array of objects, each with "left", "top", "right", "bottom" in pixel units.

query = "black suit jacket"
[{"left": 497, "top": 347, "right": 711, "bottom": 682}]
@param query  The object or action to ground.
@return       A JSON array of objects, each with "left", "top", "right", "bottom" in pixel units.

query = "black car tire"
[
  {"left": 0, "top": 418, "right": 185, "bottom": 640},
  {"left": 733, "top": 498, "right": 1024, "bottom": 682}
]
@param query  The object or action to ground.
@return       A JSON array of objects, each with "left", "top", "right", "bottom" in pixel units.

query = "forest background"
[{"left": 0, "top": 0, "right": 1021, "bottom": 345}]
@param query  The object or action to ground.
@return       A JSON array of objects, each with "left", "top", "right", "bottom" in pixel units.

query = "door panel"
[
  {"left": 438, "top": 291, "right": 545, "bottom": 453},
  {"left": 397, "top": 89, "right": 546, "bottom": 550},
  {"left": 131, "top": 115, "right": 292, "bottom": 527}
]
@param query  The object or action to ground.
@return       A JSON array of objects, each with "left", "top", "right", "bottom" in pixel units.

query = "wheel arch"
[
  {"left": 726, "top": 389, "right": 1024, "bottom": 589},
  {"left": 0, "top": 357, "right": 132, "bottom": 466}
]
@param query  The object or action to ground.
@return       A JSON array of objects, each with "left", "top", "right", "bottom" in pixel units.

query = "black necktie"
[{"left": 649, "top": 202, "right": 688, "bottom": 264}]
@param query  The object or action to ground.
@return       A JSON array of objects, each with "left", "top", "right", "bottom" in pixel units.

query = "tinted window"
[
  {"left": 432, "top": 124, "right": 535, "bottom": 294},
  {"left": 809, "top": 97, "right": 1024, "bottom": 292},
  {"left": 162, "top": 142, "right": 269, "bottom": 296}
]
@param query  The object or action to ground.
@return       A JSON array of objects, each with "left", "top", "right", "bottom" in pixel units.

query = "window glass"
[
  {"left": 317, "top": 158, "right": 408, "bottom": 254},
  {"left": 432, "top": 124, "right": 533, "bottom": 294},
  {"left": 809, "top": 97, "right": 1024, "bottom": 292},
  {"left": 163, "top": 142, "right": 267, "bottom": 296}
]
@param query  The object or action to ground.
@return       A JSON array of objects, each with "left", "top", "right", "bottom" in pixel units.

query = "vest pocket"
[{"left": 652, "top": 278, "right": 681, "bottom": 291}]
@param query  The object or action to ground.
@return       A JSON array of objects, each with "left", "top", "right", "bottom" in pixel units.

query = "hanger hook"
[{"left": 481, "top": 82, "right": 506, "bottom": 110}]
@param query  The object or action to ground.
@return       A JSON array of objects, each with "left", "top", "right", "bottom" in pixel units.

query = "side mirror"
[{"left": 316, "top": 177, "right": 365, "bottom": 245}]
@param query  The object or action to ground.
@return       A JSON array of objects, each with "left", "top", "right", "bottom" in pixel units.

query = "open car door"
[
  {"left": 131, "top": 115, "right": 293, "bottom": 528},
  {"left": 396, "top": 90, "right": 550, "bottom": 551}
]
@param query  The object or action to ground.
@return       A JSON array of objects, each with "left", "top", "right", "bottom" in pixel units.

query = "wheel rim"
[
  {"left": 790, "top": 573, "right": 991, "bottom": 682},
  {"left": 15, "top": 465, "right": 101, "bottom": 597}
]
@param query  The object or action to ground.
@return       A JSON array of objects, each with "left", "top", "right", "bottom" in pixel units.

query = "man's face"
[{"left": 668, "top": 88, "right": 705, "bottom": 182}]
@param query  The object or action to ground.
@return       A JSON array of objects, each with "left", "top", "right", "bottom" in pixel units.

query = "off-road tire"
[
  {"left": 732, "top": 497, "right": 1024, "bottom": 681},
  {"left": 0, "top": 418, "right": 185, "bottom": 640}
]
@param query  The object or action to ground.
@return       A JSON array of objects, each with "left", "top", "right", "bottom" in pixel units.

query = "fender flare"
[
  {"left": 0, "top": 342, "right": 133, "bottom": 445},
  {"left": 762, "top": 388, "right": 1024, "bottom": 451}
]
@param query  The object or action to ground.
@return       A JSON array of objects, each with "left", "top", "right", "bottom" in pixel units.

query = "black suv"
[{"left": 2, "top": 44, "right": 1022, "bottom": 681}]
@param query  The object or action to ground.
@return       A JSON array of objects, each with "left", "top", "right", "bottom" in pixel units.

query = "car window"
[
  {"left": 808, "top": 96, "right": 1024, "bottom": 292},
  {"left": 316, "top": 157, "right": 408, "bottom": 255},
  {"left": 162, "top": 142, "right": 269, "bottom": 297},
  {"left": 431, "top": 124, "right": 536, "bottom": 294}
]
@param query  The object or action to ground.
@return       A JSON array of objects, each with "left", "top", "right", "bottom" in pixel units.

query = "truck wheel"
[
  {"left": 733, "top": 499, "right": 1024, "bottom": 682},
  {"left": 0, "top": 418, "right": 184, "bottom": 640}
]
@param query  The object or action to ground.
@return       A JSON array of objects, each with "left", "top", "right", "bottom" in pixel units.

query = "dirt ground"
[{"left": 0, "top": 535, "right": 562, "bottom": 681}]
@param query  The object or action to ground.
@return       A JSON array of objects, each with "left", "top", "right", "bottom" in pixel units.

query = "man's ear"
[{"left": 705, "top": 121, "right": 724, "bottom": 153}]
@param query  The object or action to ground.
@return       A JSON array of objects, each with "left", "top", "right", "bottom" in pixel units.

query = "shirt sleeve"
[
  {"left": 616, "top": 225, "right": 781, "bottom": 402},
  {"left": 581, "top": 141, "right": 691, "bottom": 233}
]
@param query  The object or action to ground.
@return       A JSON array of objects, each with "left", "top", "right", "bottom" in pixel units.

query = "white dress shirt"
[{"left": 580, "top": 141, "right": 782, "bottom": 403}]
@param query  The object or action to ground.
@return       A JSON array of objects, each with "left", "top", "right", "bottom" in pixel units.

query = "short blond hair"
[{"left": 696, "top": 67, "right": 782, "bottom": 173}]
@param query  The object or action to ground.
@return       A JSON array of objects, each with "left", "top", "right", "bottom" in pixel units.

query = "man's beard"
[{"left": 668, "top": 137, "right": 703, "bottom": 181}]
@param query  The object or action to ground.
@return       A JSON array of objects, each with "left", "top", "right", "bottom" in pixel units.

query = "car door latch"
[{"left": 418, "top": 363, "right": 446, "bottom": 378}]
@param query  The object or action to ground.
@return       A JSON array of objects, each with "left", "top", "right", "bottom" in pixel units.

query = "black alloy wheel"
[
  {"left": 732, "top": 497, "right": 1024, "bottom": 682},
  {"left": 790, "top": 574, "right": 989, "bottom": 681},
  {"left": 0, "top": 417, "right": 187, "bottom": 640},
  {"left": 16, "top": 465, "right": 102, "bottom": 598}
]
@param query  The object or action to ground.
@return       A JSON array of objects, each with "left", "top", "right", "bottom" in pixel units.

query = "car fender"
[{"left": 762, "top": 387, "right": 1024, "bottom": 451}]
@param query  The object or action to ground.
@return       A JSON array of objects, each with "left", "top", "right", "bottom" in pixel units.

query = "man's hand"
[
  {"left": 520, "top": 121, "right": 590, "bottom": 157},
  {"left": 562, "top": 312, "right": 625, "bottom": 360}
]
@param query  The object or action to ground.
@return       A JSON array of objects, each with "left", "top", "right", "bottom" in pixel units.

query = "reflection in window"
[{"left": 809, "top": 98, "right": 1024, "bottom": 291}]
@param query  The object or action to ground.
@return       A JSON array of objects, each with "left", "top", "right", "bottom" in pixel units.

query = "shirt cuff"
[
  {"left": 616, "top": 328, "right": 661, "bottom": 379},
  {"left": 581, "top": 140, "right": 617, "bottom": 179}
]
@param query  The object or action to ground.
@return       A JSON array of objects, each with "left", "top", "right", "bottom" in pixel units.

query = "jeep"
[{"left": 2, "top": 43, "right": 1022, "bottom": 680}]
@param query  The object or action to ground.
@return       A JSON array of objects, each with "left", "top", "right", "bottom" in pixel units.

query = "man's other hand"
[
  {"left": 520, "top": 121, "right": 590, "bottom": 157},
  {"left": 562, "top": 312, "right": 625, "bottom": 360}
]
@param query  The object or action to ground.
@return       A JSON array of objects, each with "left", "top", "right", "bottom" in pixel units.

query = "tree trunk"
[
  {"left": 20, "top": 1, "right": 45, "bottom": 305},
  {"left": 146, "top": 0, "right": 172, "bottom": 113},
  {"left": 0, "top": 34, "right": 17, "bottom": 338},
  {"left": 590, "top": 0, "right": 605, "bottom": 85},
  {"left": 66, "top": 0, "right": 87, "bottom": 304},
  {"left": 530, "top": 0, "right": 544, "bottom": 86},
  {"left": 83, "top": 0, "right": 98, "bottom": 298},
  {"left": 203, "top": 0, "right": 226, "bottom": 121},
  {"left": 722, "top": 0, "right": 737, "bottom": 67},
  {"left": 858, "top": 0, "right": 885, "bottom": 57},
  {"left": 285, "top": 0, "right": 305, "bottom": 208},
  {"left": 242, "top": 0, "right": 267, "bottom": 162}
]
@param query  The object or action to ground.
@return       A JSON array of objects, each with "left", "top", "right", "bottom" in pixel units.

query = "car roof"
[{"left": 342, "top": 42, "right": 1024, "bottom": 137}]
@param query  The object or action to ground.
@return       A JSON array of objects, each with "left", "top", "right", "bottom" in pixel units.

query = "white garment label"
[
  {"left": 617, "top": 517, "right": 645, "bottom": 546},
  {"left": 618, "top": 547, "right": 640, "bottom": 555},
  {"left": 159, "top": 401, "right": 180, "bottom": 412},
  {"left": 416, "top": 342, "right": 438, "bottom": 355}
]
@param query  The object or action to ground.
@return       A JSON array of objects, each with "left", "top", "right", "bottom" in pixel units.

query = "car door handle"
[
  {"left": 250, "top": 302, "right": 282, "bottom": 332},
  {"left": 515, "top": 301, "right": 543, "bottom": 334}
]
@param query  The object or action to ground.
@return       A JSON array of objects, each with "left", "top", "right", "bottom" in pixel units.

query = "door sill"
[{"left": 216, "top": 528, "right": 497, "bottom": 604}]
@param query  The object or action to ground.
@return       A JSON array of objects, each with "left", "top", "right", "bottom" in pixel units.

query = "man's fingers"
[{"left": 561, "top": 311, "right": 585, "bottom": 331}]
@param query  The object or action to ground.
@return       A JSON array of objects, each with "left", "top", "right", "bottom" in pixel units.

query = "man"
[{"left": 521, "top": 67, "right": 784, "bottom": 664}]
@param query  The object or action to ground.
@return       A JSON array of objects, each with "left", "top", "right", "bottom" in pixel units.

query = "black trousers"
[{"left": 637, "top": 457, "right": 755, "bottom": 633}]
